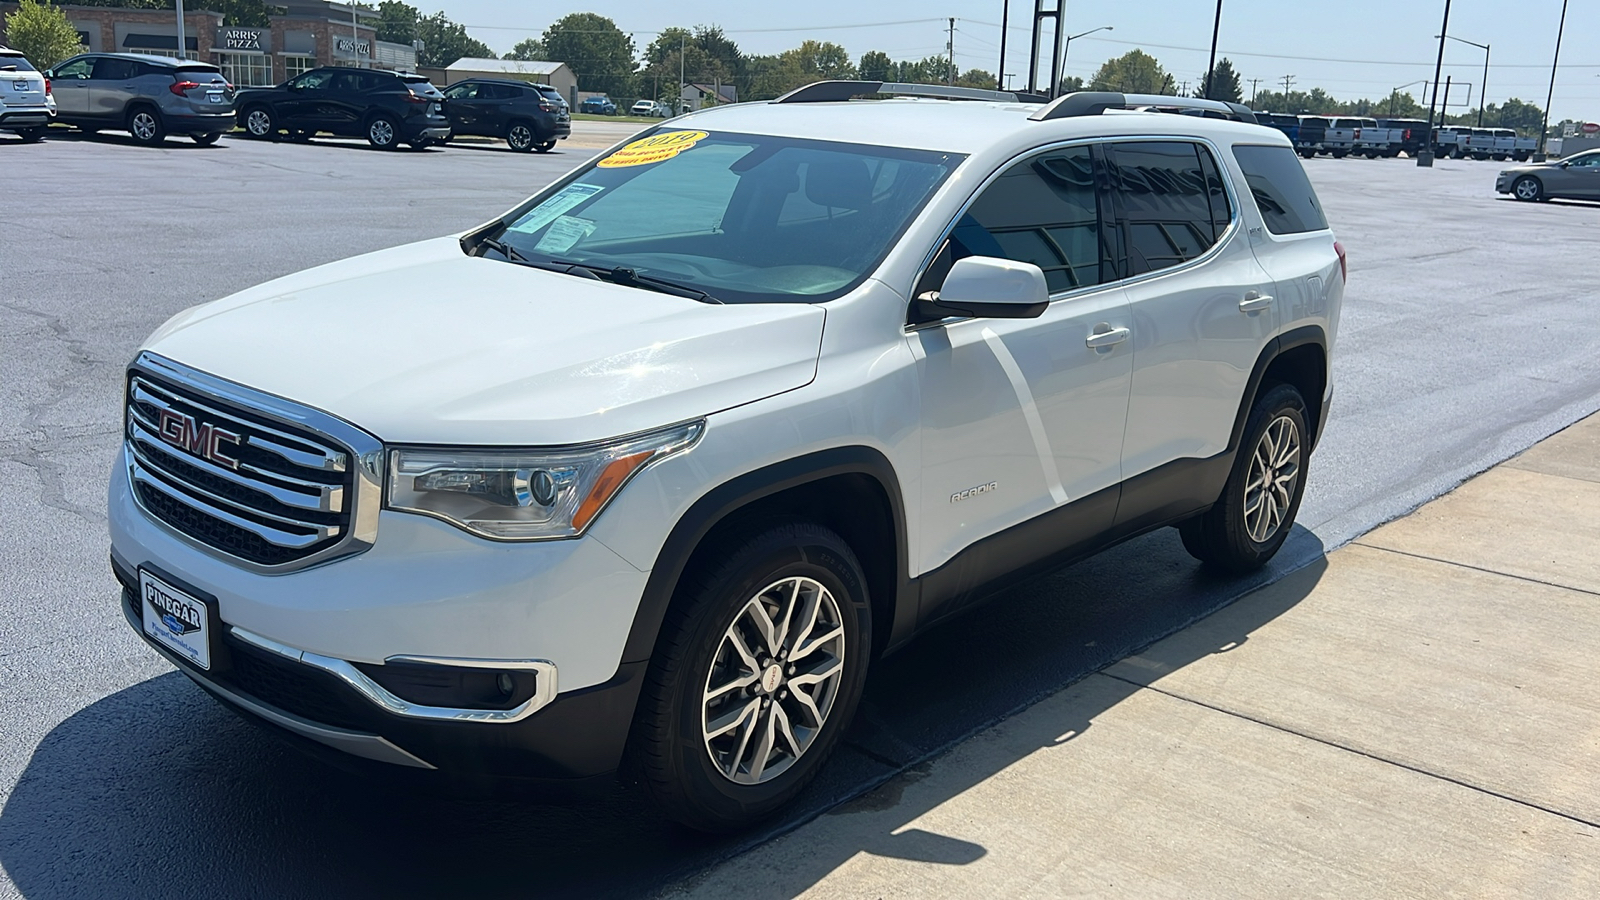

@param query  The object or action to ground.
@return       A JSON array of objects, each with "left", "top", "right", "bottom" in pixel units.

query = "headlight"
[{"left": 386, "top": 421, "right": 702, "bottom": 540}]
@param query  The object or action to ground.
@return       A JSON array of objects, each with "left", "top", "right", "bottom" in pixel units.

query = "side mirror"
[{"left": 914, "top": 256, "right": 1051, "bottom": 321}]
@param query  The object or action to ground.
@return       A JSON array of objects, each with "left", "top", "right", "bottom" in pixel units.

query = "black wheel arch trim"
[
  {"left": 1229, "top": 324, "right": 1329, "bottom": 455},
  {"left": 621, "top": 446, "right": 915, "bottom": 666}
]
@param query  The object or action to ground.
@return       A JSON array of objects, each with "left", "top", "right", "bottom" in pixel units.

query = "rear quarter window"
[
  {"left": 0, "top": 54, "right": 38, "bottom": 72},
  {"left": 1232, "top": 144, "right": 1328, "bottom": 236}
]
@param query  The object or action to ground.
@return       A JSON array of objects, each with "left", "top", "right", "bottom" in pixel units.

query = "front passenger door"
[
  {"left": 1564, "top": 153, "right": 1600, "bottom": 198},
  {"left": 48, "top": 57, "right": 93, "bottom": 118},
  {"left": 912, "top": 143, "right": 1133, "bottom": 606}
]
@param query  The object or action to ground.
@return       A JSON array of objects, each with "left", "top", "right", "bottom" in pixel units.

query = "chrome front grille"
[{"left": 124, "top": 353, "right": 382, "bottom": 571}]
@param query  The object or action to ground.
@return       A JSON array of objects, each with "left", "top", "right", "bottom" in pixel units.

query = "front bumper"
[
  {"left": 1495, "top": 174, "right": 1515, "bottom": 193},
  {"left": 117, "top": 561, "right": 647, "bottom": 779}
]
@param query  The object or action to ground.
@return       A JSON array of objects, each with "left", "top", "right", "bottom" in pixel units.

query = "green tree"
[
  {"left": 1089, "top": 49, "right": 1171, "bottom": 95},
  {"left": 857, "top": 50, "right": 892, "bottom": 82},
  {"left": 3, "top": 0, "right": 82, "bottom": 68},
  {"left": 642, "top": 26, "right": 740, "bottom": 98},
  {"left": 505, "top": 37, "right": 544, "bottom": 61},
  {"left": 65, "top": 0, "right": 272, "bottom": 27},
  {"left": 1198, "top": 57, "right": 1242, "bottom": 103},
  {"left": 955, "top": 68, "right": 995, "bottom": 90},
  {"left": 779, "top": 40, "right": 855, "bottom": 81},
  {"left": 375, "top": 1, "right": 418, "bottom": 44},
  {"left": 1493, "top": 98, "right": 1545, "bottom": 135},
  {"left": 415, "top": 11, "right": 492, "bottom": 67},
  {"left": 541, "top": 12, "right": 636, "bottom": 98},
  {"left": 1058, "top": 75, "right": 1085, "bottom": 94}
]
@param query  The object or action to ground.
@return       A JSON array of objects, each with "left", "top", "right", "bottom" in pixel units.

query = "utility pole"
[
  {"left": 1537, "top": 0, "right": 1568, "bottom": 160},
  {"left": 1421, "top": 0, "right": 1452, "bottom": 167},
  {"left": 1249, "top": 77, "right": 1262, "bottom": 105},
  {"left": 948, "top": 18, "right": 956, "bottom": 85},
  {"left": 1280, "top": 74, "right": 1295, "bottom": 99},
  {"left": 174, "top": 0, "right": 186, "bottom": 59},
  {"left": 997, "top": 0, "right": 1009, "bottom": 91},
  {"left": 1204, "top": 0, "right": 1224, "bottom": 100},
  {"left": 1179, "top": 80, "right": 1190, "bottom": 97},
  {"left": 679, "top": 31, "right": 686, "bottom": 113}
]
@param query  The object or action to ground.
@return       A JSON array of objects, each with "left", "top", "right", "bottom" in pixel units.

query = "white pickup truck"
[
  {"left": 1462, "top": 127, "right": 1536, "bottom": 162},
  {"left": 1434, "top": 126, "right": 1472, "bottom": 158},
  {"left": 1350, "top": 118, "right": 1406, "bottom": 158}
]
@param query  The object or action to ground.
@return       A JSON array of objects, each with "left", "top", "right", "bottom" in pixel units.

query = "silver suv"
[
  {"left": 46, "top": 53, "right": 234, "bottom": 146},
  {"left": 0, "top": 46, "right": 51, "bottom": 141}
]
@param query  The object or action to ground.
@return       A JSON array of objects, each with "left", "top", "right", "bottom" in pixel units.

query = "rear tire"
[
  {"left": 243, "top": 106, "right": 277, "bottom": 139},
  {"left": 16, "top": 126, "right": 44, "bottom": 142},
  {"left": 535, "top": 139, "right": 555, "bottom": 153},
  {"left": 1179, "top": 383, "right": 1309, "bottom": 574},
  {"left": 127, "top": 107, "right": 165, "bottom": 146},
  {"left": 365, "top": 114, "right": 400, "bottom": 149},
  {"left": 629, "top": 521, "right": 872, "bottom": 832},
  {"left": 506, "top": 120, "right": 535, "bottom": 152},
  {"left": 190, "top": 132, "right": 220, "bottom": 146}
]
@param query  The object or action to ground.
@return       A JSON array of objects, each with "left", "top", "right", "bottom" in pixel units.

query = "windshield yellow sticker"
[{"left": 598, "top": 131, "right": 710, "bottom": 168}]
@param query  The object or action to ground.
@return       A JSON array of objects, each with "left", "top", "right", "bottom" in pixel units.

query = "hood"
[{"left": 145, "top": 238, "right": 825, "bottom": 445}]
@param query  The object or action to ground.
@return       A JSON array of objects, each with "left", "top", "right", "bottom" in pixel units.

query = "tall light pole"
[
  {"left": 1204, "top": 0, "right": 1223, "bottom": 99},
  {"left": 175, "top": 0, "right": 185, "bottom": 60},
  {"left": 997, "top": 0, "right": 1010, "bottom": 91},
  {"left": 1537, "top": 0, "right": 1569, "bottom": 161},
  {"left": 1439, "top": 34, "right": 1489, "bottom": 128},
  {"left": 1059, "top": 26, "right": 1112, "bottom": 94},
  {"left": 1420, "top": 0, "right": 1452, "bottom": 167}
]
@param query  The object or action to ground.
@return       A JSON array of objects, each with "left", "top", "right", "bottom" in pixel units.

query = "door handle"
[
  {"left": 1085, "top": 325, "right": 1130, "bottom": 349},
  {"left": 1239, "top": 291, "right": 1274, "bottom": 313}
]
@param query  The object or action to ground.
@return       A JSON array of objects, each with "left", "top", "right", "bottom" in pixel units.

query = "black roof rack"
[
  {"left": 774, "top": 80, "right": 1046, "bottom": 105},
  {"left": 1029, "top": 92, "right": 1258, "bottom": 124}
]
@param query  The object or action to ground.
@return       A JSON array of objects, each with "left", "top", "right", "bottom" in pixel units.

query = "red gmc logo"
[{"left": 157, "top": 408, "right": 242, "bottom": 470}]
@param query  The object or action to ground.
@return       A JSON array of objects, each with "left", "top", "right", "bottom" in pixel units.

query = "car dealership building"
[{"left": 0, "top": 1, "right": 416, "bottom": 87}]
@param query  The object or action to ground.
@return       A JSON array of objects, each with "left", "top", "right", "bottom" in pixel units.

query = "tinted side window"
[
  {"left": 1232, "top": 144, "right": 1328, "bottom": 235},
  {"left": 1109, "top": 141, "right": 1220, "bottom": 275},
  {"left": 921, "top": 145, "right": 1110, "bottom": 296},
  {"left": 444, "top": 82, "right": 477, "bottom": 100},
  {"left": 90, "top": 58, "right": 138, "bottom": 80},
  {"left": 53, "top": 58, "right": 93, "bottom": 79},
  {"left": 488, "top": 83, "right": 522, "bottom": 100}
]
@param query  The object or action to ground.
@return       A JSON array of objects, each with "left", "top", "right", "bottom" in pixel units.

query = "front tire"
[
  {"left": 16, "top": 126, "right": 44, "bottom": 142},
  {"left": 127, "top": 107, "right": 165, "bottom": 146},
  {"left": 535, "top": 139, "right": 555, "bottom": 153},
  {"left": 630, "top": 522, "right": 872, "bottom": 831},
  {"left": 365, "top": 114, "right": 399, "bottom": 149},
  {"left": 1179, "top": 383, "right": 1309, "bottom": 573},
  {"left": 190, "top": 132, "right": 220, "bottom": 145},
  {"left": 1512, "top": 175, "right": 1544, "bottom": 202}
]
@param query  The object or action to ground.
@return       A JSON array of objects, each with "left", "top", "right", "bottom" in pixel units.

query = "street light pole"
[
  {"left": 1439, "top": 36, "right": 1490, "bottom": 128},
  {"left": 997, "top": 0, "right": 1009, "bottom": 91},
  {"left": 175, "top": 0, "right": 185, "bottom": 60},
  {"left": 1537, "top": 0, "right": 1569, "bottom": 161},
  {"left": 1420, "top": 0, "right": 1452, "bottom": 167},
  {"left": 1204, "top": 0, "right": 1223, "bottom": 99},
  {"left": 1059, "top": 26, "right": 1112, "bottom": 94}
]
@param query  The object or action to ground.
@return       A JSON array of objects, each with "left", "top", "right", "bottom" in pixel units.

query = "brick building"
[{"left": 0, "top": 1, "right": 415, "bottom": 87}]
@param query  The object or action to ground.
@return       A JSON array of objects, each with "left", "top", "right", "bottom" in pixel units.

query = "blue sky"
[{"left": 434, "top": 1, "right": 1598, "bottom": 120}]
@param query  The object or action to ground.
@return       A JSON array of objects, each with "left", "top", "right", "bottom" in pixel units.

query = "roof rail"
[
  {"left": 1030, "top": 91, "right": 1258, "bottom": 124},
  {"left": 774, "top": 80, "right": 1044, "bottom": 105}
]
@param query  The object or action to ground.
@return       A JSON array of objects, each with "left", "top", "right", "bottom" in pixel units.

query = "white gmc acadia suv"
[{"left": 110, "top": 83, "right": 1344, "bottom": 830}]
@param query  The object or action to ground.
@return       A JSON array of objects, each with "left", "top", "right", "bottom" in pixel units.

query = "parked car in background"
[
  {"left": 1254, "top": 112, "right": 1300, "bottom": 146},
  {"left": 630, "top": 99, "right": 671, "bottom": 118},
  {"left": 580, "top": 95, "right": 616, "bottom": 115},
  {"left": 441, "top": 78, "right": 569, "bottom": 152},
  {"left": 1433, "top": 125, "right": 1471, "bottom": 159},
  {"left": 1465, "top": 127, "right": 1537, "bottom": 162},
  {"left": 1295, "top": 116, "right": 1329, "bottom": 157},
  {"left": 1376, "top": 118, "right": 1430, "bottom": 157},
  {"left": 1497, "top": 149, "right": 1600, "bottom": 201},
  {"left": 45, "top": 52, "right": 233, "bottom": 146},
  {"left": 0, "top": 46, "right": 52, "bottom": 142},
  {"left": 237, "top": 67, "right": 448, "bottom": 150}
]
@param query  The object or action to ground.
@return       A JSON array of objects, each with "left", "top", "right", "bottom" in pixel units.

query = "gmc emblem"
[{"left": 157, "top": 408, "right": 242, "bottom": 470}]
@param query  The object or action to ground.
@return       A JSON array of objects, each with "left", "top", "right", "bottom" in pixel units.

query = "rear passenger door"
[
  {"left": 1111, "top": 140, "right": 1276, "bottom": 502},
  {"left": 912, "top": 143, "right": 1133, "bottom": 584},
  {"left": 88, "top": 56, "right": 140, "bottom": 120}
]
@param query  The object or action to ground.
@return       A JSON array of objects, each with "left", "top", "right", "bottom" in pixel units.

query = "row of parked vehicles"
[
  {"left": 0, "top": 48, "right": 573, "bottom": 152},
  {"left": 1253, "top": 113, "right": 1537, "bottom": 162}
]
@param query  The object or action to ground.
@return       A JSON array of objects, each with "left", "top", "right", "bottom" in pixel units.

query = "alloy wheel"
[
  {"left": 246, "top": 109, "right": 272, "bottom": 136},
  {"left": 369, "top": 118, "right": 395, "bottom": 147},
  {"left": 701, "top": 576, "right": 846, "bottom": 785},
  {"left": 1514, "top": 177, "right": 1541, "bottom": 201},
  {"left": 1243, "top": 415, "right": 1301, "bottom": 543},
  {"left": 131, "top": 112, "right": 157, "bottom": 142},
  {"left": 508, "top": 123, "right": 532, "bottom": 150}
]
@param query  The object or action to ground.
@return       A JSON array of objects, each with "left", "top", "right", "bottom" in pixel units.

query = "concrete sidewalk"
[{"left": 669, "top": 414, "right": 1600, "bottom": 898}]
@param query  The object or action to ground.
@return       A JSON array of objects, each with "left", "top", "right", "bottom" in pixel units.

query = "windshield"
[{"left": 487, "top": 129, "right": 962, "bottom": 304}]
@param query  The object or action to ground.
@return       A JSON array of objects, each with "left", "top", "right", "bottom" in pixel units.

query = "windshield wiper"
[
  {"left": 551, "top": 261, "right": 723, "bottom": 305},
  {"left": 475, "top": 236, "right": 528, "bottom": 262}
]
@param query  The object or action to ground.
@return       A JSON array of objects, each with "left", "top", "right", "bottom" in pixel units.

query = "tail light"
[
  {"left": 169, "top": 80, "right": 201, "bottom": 96},
  {"left": 1403, "top": 128, "right": 1411, "bottom": 141},
  {"left": 405, "top": 90, "right": 429, "bottom": 104},
  {"left": 538, "top": 99, "right": 555, "bottom": 112},
  {"left": 1333, "top": 241, "right": 1348, "bottom": 283},
  {"left": 1354, "top": 128, "right": 1361, "bottom": 139},
  {"left": 44, "top": 78, "right": 51, "bottom": 95}
]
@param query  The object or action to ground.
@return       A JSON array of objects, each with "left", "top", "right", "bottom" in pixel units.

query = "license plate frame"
[
  {"left": 207, "top": 92, "right": 223, "bottom": 104},
  {"left": 140, "top": 568, "right": 213, "bottom": 670}
]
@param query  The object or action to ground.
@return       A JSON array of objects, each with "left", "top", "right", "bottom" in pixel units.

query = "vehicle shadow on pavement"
[
  {"left": 0, "top": 527, "right": 1325, "bottom": 899},
  {"left": 38, "top": 129, "right": 223, "bottom": 150}
]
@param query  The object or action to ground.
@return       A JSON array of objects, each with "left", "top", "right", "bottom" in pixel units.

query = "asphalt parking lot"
[{"left": 3, "top": 130, "right": 1599, "bottom": 899}]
